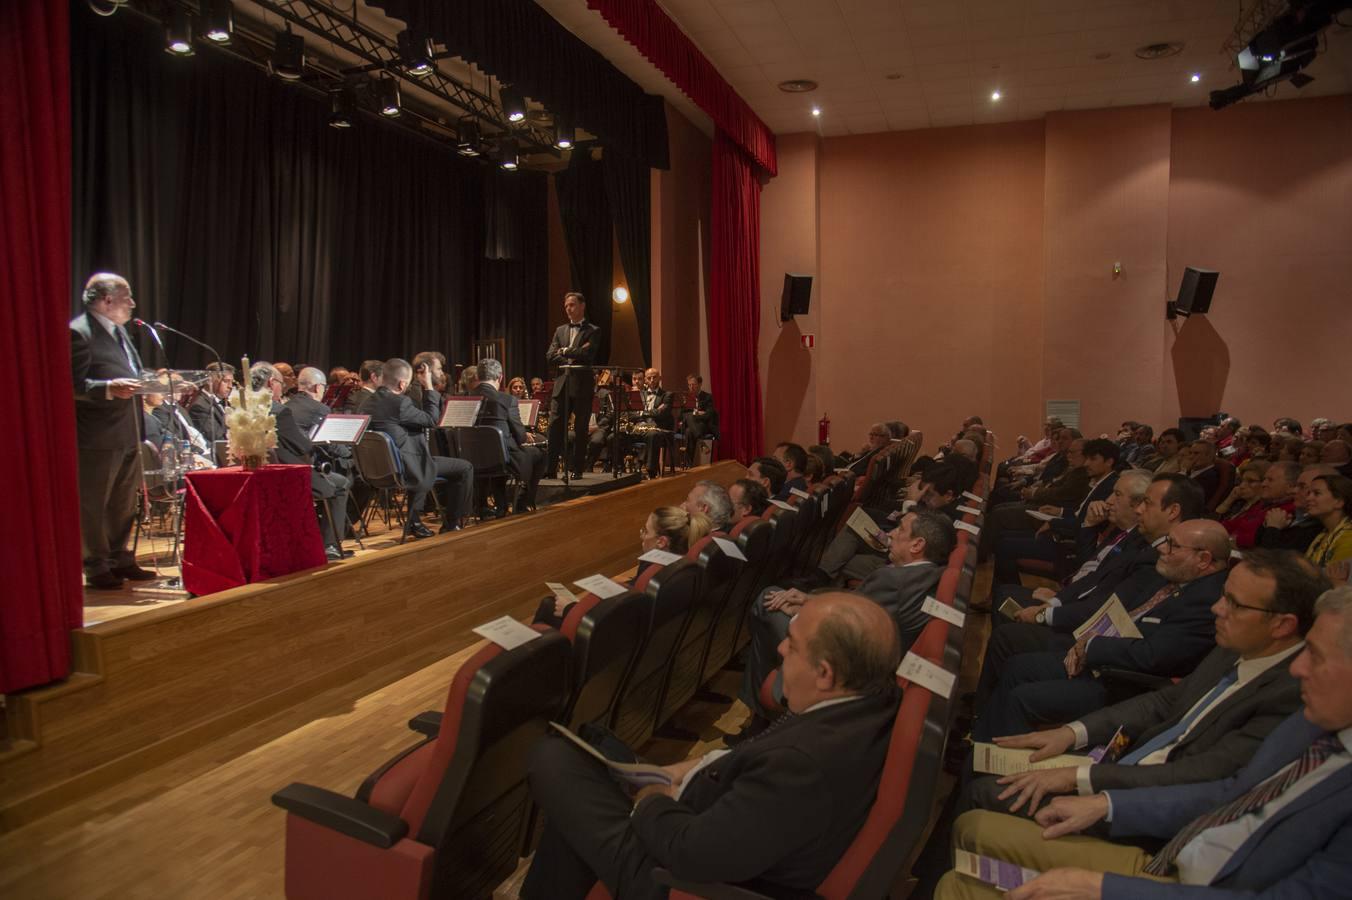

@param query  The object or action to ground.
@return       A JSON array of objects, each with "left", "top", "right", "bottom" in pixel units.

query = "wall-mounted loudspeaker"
[
  {"left": 780, "top": 273, "right": 812, "bottom": 321},
  {"left": 1167, "top": 266, "right": 1219, "bottom": 319}
]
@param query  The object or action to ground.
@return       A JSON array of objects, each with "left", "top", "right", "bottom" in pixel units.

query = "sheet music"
[
  {"left": 518, "top": 399, "right": 540, "bottom": 427},
  {"left": 438, "top": 397, "right": 483, "bottom": 428},
  {"left": 574, "top": 574, "right": 629, "bottom": 599},
  {"left": 472, "top": 616, "right": 541, "bottom": 651},
  {"left": 713, "top": 537, "right": 747, "bottom": 561},
  {"left": 310, "top": 414, "right": 369, "bottom": 444}
]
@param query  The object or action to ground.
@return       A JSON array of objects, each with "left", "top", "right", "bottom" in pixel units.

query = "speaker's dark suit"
[
  {"left": 271, "top": 400, "right": 350, "bottom": 548},
  {"left": 71, "top": 310, "right": 143, "bottom": 576},
  {"left": 188, "top": 391, "right": 228, "bottom": 444},
  {"left": 546, "top": 319, "right": 600, "bottom": 475},
  {"left": 975, "top": 568, "right": 1227, "bottom": 739},
  {"left": 473, "top": 382, "right": 544, "bottom": 509},
  {"left": 522, "top": 688, "right": 900, "bottom": 900},
  {"left": 967, "top": 645, "right": 1302, "bottom": 816},
  {"left": 679, "top": 389, "right": 719, "bottom": 463},
  {"left": 367, "top": 386, "right": 472, "bottom": 528}
]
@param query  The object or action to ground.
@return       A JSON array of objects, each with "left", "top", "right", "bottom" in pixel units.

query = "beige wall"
[{"left": 759, "top": 94, "right": 1352, "bottom": 452}]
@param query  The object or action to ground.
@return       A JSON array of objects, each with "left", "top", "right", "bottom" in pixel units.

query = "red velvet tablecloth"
[{"left": 182, "top": 464, "right": 327, "bottom": 596}]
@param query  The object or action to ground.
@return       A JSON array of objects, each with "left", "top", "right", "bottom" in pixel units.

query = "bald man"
[
  {"left": 522, "top": 592, "right": 903, "bottom": 900},
  {"left": 976, "top": 519, "right": 1232, "bottom": 739},
  {"left": 277, "top": 366, "right": 353, "bottom": 558},
  {"left": 71, "top": 272, "right": 156, "bottom": 589}
]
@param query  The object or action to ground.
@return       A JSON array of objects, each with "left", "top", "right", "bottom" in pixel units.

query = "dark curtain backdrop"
[
  {"left": 553, "top": 153, "right": 614, "bottom": 364},
  {"left": 70, "top": 2, "right": 548, "bottom": 377},
  {"left": 0, "top": 0, "right": 83, "bottom": 693},
  {"left": 709, "top": 131, "right": 765, "bottom": 463},
  {"left": 603, "top": 154, "right": 653, "bottom": 367}
]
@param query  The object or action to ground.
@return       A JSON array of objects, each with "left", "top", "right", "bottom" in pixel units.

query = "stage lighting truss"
[{"left": 113, "top": 0, "right": 558, "bottom": 162}]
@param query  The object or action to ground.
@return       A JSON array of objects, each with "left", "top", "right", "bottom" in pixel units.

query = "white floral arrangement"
[{"left": 225, "top": 356, "right": 277, "bottom": 465}]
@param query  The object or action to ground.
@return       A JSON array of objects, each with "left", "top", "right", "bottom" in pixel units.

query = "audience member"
[
  {"left": 772, "top": 442, "right": 810, "bottom": 498},
  {"left": 1224, "top": 460, "right": 1299, "bottom": 549},
  {"left": 1186, "top": 440, "right": 1222, "bottom": 503},
  {"left": 681, "top": 480, "right": 733, "bottom": 533},
  {"left": 748, "top": 456, "right": 788, "bottom": 500},
  {"left": 1306, "top": 474, "right": 1352, "bottom": 580},
  {"left": 728, "top": 478, "right": 769, "bottom": 524}
]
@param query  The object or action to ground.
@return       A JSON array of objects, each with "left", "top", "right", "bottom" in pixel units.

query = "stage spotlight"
[
  {"left": 270, "top": 29, "right": 305, "bottom": 81},
  {"left": 166, "top": 8, "right": 194, "bottom": 56},
  {"left": 554, "top": 114, "right": 575, "bottom": 149},
  {"left": 204, "top": 0, "right": 234, "bottom": 43},
  {"left": 501, "top": 87, "right": 527, "bottom": 123},
  {"left": 457, "top": 118, "right": 482, "bottom": 156},
  {"left": 397, "top": 28, "right": 433, "bottom": 77},
  {"left": 498, "top": 137, "right": 519, "bottom": 170},
  {"left": 377, "top": 76, "right": 401, "bottom": 117},
  {"left": 329, "top": 84, "right": 356, "bottom": 129}
]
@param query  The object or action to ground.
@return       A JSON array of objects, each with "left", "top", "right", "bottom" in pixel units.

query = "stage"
[{"left": 1, "top": 461, "right": 742, "bottom": 830}]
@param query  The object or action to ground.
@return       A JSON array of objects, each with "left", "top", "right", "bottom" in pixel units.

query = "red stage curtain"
[
  {"left": 586, "top": 0, "right": 777, "bottom": 176},
  {"left": 0, "top": 0, "right": 83, "bottom": 692},
  {"left": 709, "top": 131, "right": 765, "bottom": 464}
]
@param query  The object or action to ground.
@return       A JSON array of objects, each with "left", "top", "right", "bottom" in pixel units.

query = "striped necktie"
[
  {"left": 1143, "top": 734, "right": 1343, "bottom": 875},
  {"left": 1130, "top": 584, "right": 1181, "bottom": 622},
  {"left": 115, "top": 326, "right": 137, "bottom": 372}
]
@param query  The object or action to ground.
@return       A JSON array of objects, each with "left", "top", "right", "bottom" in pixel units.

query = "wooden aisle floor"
[{"left": 4, "top": 563, "right": 993, "bottom": 900}]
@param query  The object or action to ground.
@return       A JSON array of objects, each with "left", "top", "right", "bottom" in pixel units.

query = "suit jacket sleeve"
[
  {"left": 1051, "top": 568, "right": 1168, "bottom": 634},
  {"left": 274, "top": 406, "right": 313, "bottom": 460},
  {"left": 70, "top": 325, "right": 116, "bottom": 401},
  {"left": 1031, "top": 467, "right": 1090, "bottom": 508},
  {"left": 629, "top": 746, "right": 835, "bottom": 884},
  {"left": 1078, "top": 673, "right": 1193, "bottom": 746},
  {"left": 1083, "top": 599, "right": 1217, "bottom": 675},
  {"left": 402, "top": 389, "right": 440, "bottom": 429}
]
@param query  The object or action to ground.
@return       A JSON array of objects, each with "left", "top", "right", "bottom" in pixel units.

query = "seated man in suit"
[
  {"left": 1187, "top": 439, "right": 1222, "bottom": 504},
  {"left": 367, "top": 358, "right": 473, "bottom": 537},
  {"left": 345, "top": 359, "right": 383, "bottom": 414},
  {"left": 189, "top": 361, "right": 234, "bottom": 446},
  {"left": 251, "top": 364, "right": 352, "bottom": 560},
  {"left": 937, "top": 584, "right": 1352, "bottom": 900},
  {"left": 637, "top": 367, "right": 675, "bottom": 477},
  {"left": 737, "top": 509, "right": 955, "bottom": 734},
  {"left": 290, "top": 366, "right": 356, "bottom": 519},
  {"left": 728, "top": 477, "right": 769, "bottom": 525},
  {"left": 141, "top": 379, "right": 214, "bottom": 469},
  {"left": 472, "top": 357, "right": 545, "bottom": 513},
  {"left": 523, "top": 591, "right": 902, "bottom": 900},
  {"left": 679, "top": 373, "right": 719, "bottom": 465},
  {"left": 980, "top": 433, "right": 1090, "bottom": 559},
  {"left": 772, "top": 442, "right": 810, "bottom": 500},
  {"left": 974, "top": 518, "right": 1231, "bottom": 741},
  {"left": 837, "top": 422, "right": 893, "bottom": 473},
  {"left": 583, "top": 368, "right": 618, "bottom": 473},
  {"left": 969, "top": 550, "right": 1325, "bottom": 819},
  {"left": 990, "top": 425, "right": 1077, "bottom": 506},
  {"left": 747, "top": 456, "right": 788, "bottom": 501},
  {"left": 973, "top": 473, "right": 1206, "bottom": 709},
  {"left": 681, "top": 480, "right": 733, "bottom": 533}
]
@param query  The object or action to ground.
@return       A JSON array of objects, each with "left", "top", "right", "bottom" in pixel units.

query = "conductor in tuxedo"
[
  {"left": 71, "top": 273, "right": 156, "bottom": 589},
  {"left": 545, "top": 292, "right": 600, "bottom": 478},
  {"left": 472, "top": 358, "right": 545, "bottom": 512},
  {"left": 522, "top": 591, "right": 902, "bottom": 900}
]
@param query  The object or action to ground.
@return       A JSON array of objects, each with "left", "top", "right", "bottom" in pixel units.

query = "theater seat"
[
  {"left": 272, "top": 627, "right": 571, "bottom": 900},
  {"left": 655, "top": 536, "right": 742, "bottom": 728},
  {"left": 700, "top": 517, "right": 772, "bottom": 683},
  {"left": 559, "top": 589, "right": 650, "bottom": 731}
]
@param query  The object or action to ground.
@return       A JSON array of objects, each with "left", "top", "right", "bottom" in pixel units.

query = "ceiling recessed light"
[
  {"left": 1190, "top": 72, "right": 1202, "bottom": 83},
  {"left": 1134, "top": 42, "right": 1184, "bottom": 60},
  {"left": 778, "top": 79, "right": 819, "bottom": 93},
  {"left": 811, "top": 107, "right": 822, "bottom": 117},
  {"left": 990, "top": 90, "right": 1001, "bottom": 101}
]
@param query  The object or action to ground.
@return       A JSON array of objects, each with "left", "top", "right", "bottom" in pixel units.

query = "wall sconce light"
[{"left": 612, "top": 286, "right": 630, "bottom": 304}]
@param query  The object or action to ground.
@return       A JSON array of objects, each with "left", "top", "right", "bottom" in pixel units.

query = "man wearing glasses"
[
  {"left": 967, "top": 549, "right": 1324, "bottom": 818},
  {"left": 974, "top": 517, "right": 1232, "bottom": 740}
]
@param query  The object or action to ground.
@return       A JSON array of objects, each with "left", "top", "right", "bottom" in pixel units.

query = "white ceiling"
[{"left": 537, "top": 0, "right": 1352, "bottom": 137}]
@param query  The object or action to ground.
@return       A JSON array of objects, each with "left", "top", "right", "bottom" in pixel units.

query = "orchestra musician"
[
  {"left": 638, "top": 368, "right": 674, "bottom": 478},
  {"left": 545, "top": 292, "right": 600, "bottom": 479},
  {"left": 679, "top": 373, "right": 719, "bottom": 466},
  {"left": 585, "top": 369, "right": 619, "bottom": 473},
  {"left": 189, "top": 361, "right": 234, "bottom": 444}
]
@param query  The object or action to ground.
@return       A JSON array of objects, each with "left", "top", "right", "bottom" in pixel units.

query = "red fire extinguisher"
[{"left": 818, "top": 413, "right": 831, "bottom": 446}]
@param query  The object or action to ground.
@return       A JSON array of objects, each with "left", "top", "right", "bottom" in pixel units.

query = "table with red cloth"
[{"left": 182, "top": 464, "right": 327, "bottom": 596}]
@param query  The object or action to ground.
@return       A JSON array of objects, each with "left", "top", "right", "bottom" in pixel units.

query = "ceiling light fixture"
[
  {"left": 1134, "top": 42, "right": 1184, "bottom": 60},
  {"left": 1190, "top": 72, "right": 1202, "bottom": 83},
  {"left": 328, "top": 83, "right": 356, "bottom": 129},
  {"left": 166, "top": 8, "right": 194, "bottom": 56},
  {"left": 377, "top": 75, "right": 401, "bottom": 117},
  {"left": 270, "top": 29, "right": 305, "bottom": 80},
  {"left": 811, "top": 107, "right": 821, "bottom": 117},
  {"left": 554, "top": 113, "right": 574, "bottom": 149},
  {"left": 397, "top": 28, "right": 433, "bottom": 77},
  {"left": 778, "top": 79, "right": 818, "bottom": 93},
  {"left": 501, "top": 87, "right": 527, "bottom": 123},
  {"left": 498, "top": 137, "right": 519, "bottom": 170},
  {"left": 456, "top": 118, "right": 482, "bottom": 157},
  {"left": 991, "top": 90, "right": 1001, "bottom": 101},
  {"left": 204, "top": 0, "right": 233, "bottom": 43}
]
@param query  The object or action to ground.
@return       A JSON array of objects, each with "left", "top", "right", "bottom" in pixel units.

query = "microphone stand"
[{"left": 155, "top": 321, "right": 225, "bottom": 446}]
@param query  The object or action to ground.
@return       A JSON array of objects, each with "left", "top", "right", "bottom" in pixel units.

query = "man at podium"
[{"left": 545, "top": 291, "right": 600, "bottom": 478}]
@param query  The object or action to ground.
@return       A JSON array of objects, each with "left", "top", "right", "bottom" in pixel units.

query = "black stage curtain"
[
  {"left": 603, "top": 153, "right": 653, "bottom": 367},
  {"left": 70, "top": 2, "right": 548, "bottom": 377},
  {"left": 371, "top": 0, "right": 668, "bottom": 170},
  {"left": 553, "top": 153, "right": 614, "bottom": 365}
]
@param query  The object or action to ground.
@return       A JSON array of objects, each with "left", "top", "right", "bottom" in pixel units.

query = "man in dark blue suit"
[
  {"left": 70, "top": 273, "right": 156, "bottom": 589},
  {"left": 473, "top": 358, "right": 544, "bottom": 513},
  {"left": 936, "top": 584, "right": 1352, "bottom": 900},
  {"left": 974, "top": 518, "right": 1232, "bottom": 740}
]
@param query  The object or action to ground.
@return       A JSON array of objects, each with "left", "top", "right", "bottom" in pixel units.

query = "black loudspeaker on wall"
[
  {"left": 1166, "top": 266, "right": 1219, "bottom": 320},
  {"left": 780, "top": 273, "right": 813, "bottom": 321}
]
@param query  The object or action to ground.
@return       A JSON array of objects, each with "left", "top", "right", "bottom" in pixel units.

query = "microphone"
[
  {"left": 153, "top": 321, "right": 223, "bottom": 369},
  {"left": 133, "top": 318, "right": 165, "bottom": 353}
]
